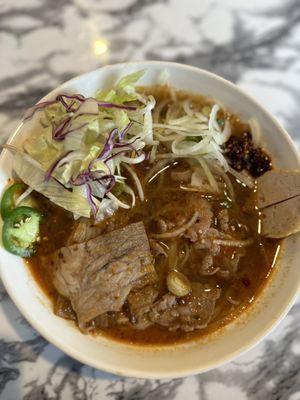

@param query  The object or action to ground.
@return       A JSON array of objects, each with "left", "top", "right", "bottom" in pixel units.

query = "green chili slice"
[
  {"left": 1, "top": 182, "right": 27, "bottom": 219},
  {"left": 2, "top": 206, "right": 42, "bottom": 257}
]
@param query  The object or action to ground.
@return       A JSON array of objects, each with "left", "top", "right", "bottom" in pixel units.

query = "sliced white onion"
[
  {"left": 153, "top": 123, "right": 208, "bottom": 134},
  {"left": 198, "top": 158, "right": 219, "bottom": 193},
  {"left": 208, "top": 104, "right": 221, "bottom": 132},
  {"left": 171, "top": 135, "right": 212, "bottom": 155}
]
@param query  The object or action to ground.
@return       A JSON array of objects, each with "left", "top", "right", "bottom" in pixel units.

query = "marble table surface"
[{"left": 1, "top": 0, "right": 300, "bottom": 399}]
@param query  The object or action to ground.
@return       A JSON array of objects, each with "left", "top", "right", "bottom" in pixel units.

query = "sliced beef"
[
  {"left": 54, "top": 295, "right": 76, "bottom": 321},
  {"left": 193, "top": 239, "right": 221, "bottom": 256},
  {"left": 67, "top": 218, "right": 105, "bottom": 245},
  {"left": 215, "top": 248, "right": 246, "bottom": 279},
  {"left": 127, "top": 285, "right": 159, "bottom": 329},
  {"left": 88, "top": 311, "right": 129, "bottom": 331},
  {"left": 156, "top": 215, "right": 187, "bottom": 232},
  {"left": 170, "top": 169, "right": 192, "bottom": 183},
  {"left": 67, "top": 211, "right": 131, "bottom": 245},
  {"left": 156, "top": 218, "right": 168, "bottom": 233},
  {"left": 199, "top": 253, "right": 218, "bottom": 276},
  {"left": 184, "top": 198, "right": 213, "bottom": 242},
  {"left": 149, "top": 239, "right": 167, "bottom": 257},
  {"left": 43, "top": 222, "right": 156, "bottom": 326},
  {"left": 192, "top": 227, "right": 227, "bottom": 256},
  {"left": 149, "top": 283, "right": 221, "bottom": 332},
  {"left": 218, "top": 209, "right": 229, "bottom": 232},
  {"left": 154, "top": 195, "right": 213, "bottom": 236}
]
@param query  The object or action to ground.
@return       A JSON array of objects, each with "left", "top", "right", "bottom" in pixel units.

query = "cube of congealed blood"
[
  {"left": 261, "top": 196, "right": 300, "bottom": 238},
  {"left": 255, "top": 170, "right": 300, "bottom": 209}
]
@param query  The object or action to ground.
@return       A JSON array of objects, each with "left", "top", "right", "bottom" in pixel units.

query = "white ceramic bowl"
[{"left": 0, "top": 61, "right": 299, "bottom": 379}]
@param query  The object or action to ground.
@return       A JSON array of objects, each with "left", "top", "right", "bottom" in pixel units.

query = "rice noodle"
[
  {"left": 179, "top": 185, "right": 209, "bottom": 193},
  {"left": 168, "top": 240, "right": 178, "bottom": 270},
  {"left": 195, "top": 112, "right": 209, "bottom": 122},
  {"left": 208, "top": 163, "right": 235, "bottom": 200},
  {"left": 227, "top": 297, "right": 241, "bottom": 305},
  {"left": 201, "top": 267, "right": 220, "bottom": 276},
  {"left": 123, "top": 184, "right": 136, "bottom": 207},
  {"left": 151, "top": 211, "right": 199, "bottom": 239},
  {"left": 153, "top": 99, "right": 169, "bottom": 123},
  {"left": 106, "top": 192, "right": 130, "bottom": 209},
  {"left": 212, "top": 238, "right": 253, "bottom": 247},
  {"left": 122, "top": 163, "right": 144, "bottom": 201},
  {"left": 170, "top": 169, "right": 192, "bottom": 182},
  {"left": 149, "top": 140, "right": 159, "bottom": 163},
  {"left": 226, "top": 289, "right": 241, "bottom": 305},
  {"left": 145, "top": 159, "right": 172, "bottom": 182},
  {"left": 177, "top": 242, "right": 190, "bottom": 269},
  {"left": 148, "top": 165, "right": 171, "bottom": 189}
]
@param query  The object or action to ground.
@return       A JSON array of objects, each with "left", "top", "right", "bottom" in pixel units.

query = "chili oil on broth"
[{"left": 27, "top": 86, "right": 280, "bottom": 346}]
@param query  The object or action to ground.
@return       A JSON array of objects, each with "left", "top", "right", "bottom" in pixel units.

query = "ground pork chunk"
[
  {"left": 184, "top": 198, "right": 213, "bottom": 242},
  {"left": 149, "top": 283, "right": 221, "bottom": 332},
  {"left": 217, "top": 209, "right": 230, "bottom": 232},
  {"left": 127, "top": 285, "right": 159, "bottom": 329}
]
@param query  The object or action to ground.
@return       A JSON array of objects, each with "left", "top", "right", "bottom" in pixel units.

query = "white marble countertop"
[{"left": 0, "top": 0, "right": 300, "bottom": 399}]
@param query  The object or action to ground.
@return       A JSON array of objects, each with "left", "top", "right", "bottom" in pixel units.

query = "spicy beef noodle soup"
[{"left": 22, "top": 86, "right": 279, "bottom": 345}]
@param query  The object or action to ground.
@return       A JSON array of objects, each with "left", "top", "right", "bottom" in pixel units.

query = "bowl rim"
[{"left": 0, "top": 60, "right": 300, "bottom": 378}]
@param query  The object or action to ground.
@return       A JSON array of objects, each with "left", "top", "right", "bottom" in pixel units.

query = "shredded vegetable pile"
[{"left": 5, "top": 70, "right": 252, "bottom": 220}]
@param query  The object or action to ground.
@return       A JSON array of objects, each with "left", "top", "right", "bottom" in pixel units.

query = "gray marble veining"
[{"left": 0, "top": 0, "right": 300, "bottom": 399}]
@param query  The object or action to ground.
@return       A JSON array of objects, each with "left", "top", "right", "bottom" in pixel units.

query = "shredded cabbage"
[
  {"left": 8, "top": 147, "right": 91, "bottom": 217},
  {"left": 96, "top": 70, "right": 144, "bottom": 104},
  {"left": 7, "top": 68, "right": 242, "bottom": 221},
  {"left": 9, "top": 70, "right": 154, "bottom": 219}
]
